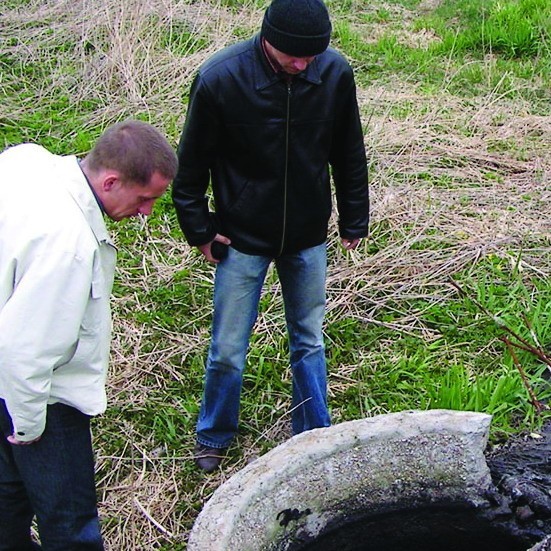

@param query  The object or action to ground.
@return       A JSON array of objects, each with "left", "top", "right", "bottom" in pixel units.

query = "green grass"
[
  {"left": 428, "top": 0, "right": 550, "bottom": 58},
  {"left": 328, "top": 254, "right": 550, "bottom": 439},
  {"left": 331, "top": 0, "right": 550, "bottom": 107}
]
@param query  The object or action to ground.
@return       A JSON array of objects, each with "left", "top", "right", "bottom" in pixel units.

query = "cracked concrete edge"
[
  {"left": 529, "top": 535, "right": 551, "bottom": 550},
  {"left": 188, "top": 409, "right": 493, "bottom": 551}
]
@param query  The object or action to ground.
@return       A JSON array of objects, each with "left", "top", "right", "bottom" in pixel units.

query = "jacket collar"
[
  {"left": 57, "top": 155, "right": 115, "bottom": 247},
  {"left": 252, "top": 34, "right": 323, "bottom": 91}
]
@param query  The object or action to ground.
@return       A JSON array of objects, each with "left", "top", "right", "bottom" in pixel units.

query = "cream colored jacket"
[{"left": 0, "top": 144, "right": 116, "bottom": 441}]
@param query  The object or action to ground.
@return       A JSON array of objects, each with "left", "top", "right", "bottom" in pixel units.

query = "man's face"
[
  {"left": 265, "top": 41, "right": 316, "bottom": 75},
  {"left": 103, "top": 171, "right": 170, "bottom": 221}
]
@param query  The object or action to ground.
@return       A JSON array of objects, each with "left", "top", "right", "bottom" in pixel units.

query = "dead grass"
[
  {"left": 2, "top": 0, "right": 550, "bottom": 548},
  {"left": 1, "top": 0, "right": 263, "bottom": 130}
]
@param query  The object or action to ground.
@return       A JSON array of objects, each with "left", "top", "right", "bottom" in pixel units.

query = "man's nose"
[{"left": 138, "top": 201, "right": 154, "bottom": 216}]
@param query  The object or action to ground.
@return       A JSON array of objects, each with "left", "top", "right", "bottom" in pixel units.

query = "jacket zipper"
[{"left": 278, "top": 79, "right": 292, "bottom": 256}]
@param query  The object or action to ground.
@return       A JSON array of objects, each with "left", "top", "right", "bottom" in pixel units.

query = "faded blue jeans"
[
  {"left": 196, "top": 243, "right": 331, "bottom": 449},
  {"left": 0, "top": 400, "right": 104, "bottom": 550}
]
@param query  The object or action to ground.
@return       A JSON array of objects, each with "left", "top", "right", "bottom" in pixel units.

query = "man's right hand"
[
  {"left": 198, "top": 234, "right": 231, "bottom": 264},
  {"left": 8, "top": 434, "right": 42, "bottom": 445}
]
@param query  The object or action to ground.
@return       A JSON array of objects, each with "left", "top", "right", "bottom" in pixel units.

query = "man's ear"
[{"left": 102, "top": 174, "right": 119, "bottom": 191}]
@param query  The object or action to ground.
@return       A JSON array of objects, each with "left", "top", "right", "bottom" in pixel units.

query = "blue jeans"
[
  {"left": 0, "top": 400, "right": 104, "bottom": 551},
  {"left": 197, "top": 243, "right": 331, "bottom": 448}
]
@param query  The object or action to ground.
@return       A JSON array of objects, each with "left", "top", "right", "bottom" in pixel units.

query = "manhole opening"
[{"left": 295, "top": 505, "right": 537, "bottom": 551}]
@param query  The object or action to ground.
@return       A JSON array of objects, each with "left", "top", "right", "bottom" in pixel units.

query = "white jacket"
[{"left": 0, "top": 144, "right": 116, "bottom": 441}]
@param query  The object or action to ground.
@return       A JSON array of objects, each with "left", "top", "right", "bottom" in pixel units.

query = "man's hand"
[
  {"left": 8, "top": 434, "right": 42, "bottom": 445},
  {"left": 198, "top": 234, "right": 231, "bottom": 263},
  {"left": 341, "top": 237, "right": 361, "bottom": 250}
]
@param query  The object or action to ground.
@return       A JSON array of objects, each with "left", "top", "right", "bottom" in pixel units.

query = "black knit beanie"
[{"left": 261, "top": 0, "right": 332, "bottom": 57}]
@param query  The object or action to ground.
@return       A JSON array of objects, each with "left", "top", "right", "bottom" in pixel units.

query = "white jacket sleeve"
[{"left": 0, "top": 246, "right": 93, "bottom": 441}]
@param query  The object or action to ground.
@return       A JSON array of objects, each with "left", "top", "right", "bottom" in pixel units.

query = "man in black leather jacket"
[{"left": 172, "top": 0, "right": 369, "bottom": 472}]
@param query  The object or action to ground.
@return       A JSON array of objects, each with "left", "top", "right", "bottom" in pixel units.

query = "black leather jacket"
[{"left": 172, "top": 35, "right": 369, "bottom": 257}]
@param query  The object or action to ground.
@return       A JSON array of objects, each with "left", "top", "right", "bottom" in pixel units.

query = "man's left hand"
[{"left": 341, "top": 238, "right": 361, "bottom": 250}]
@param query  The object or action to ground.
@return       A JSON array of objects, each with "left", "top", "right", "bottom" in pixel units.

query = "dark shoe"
[{"left": 194, "top": 444, "right": 227, "bottom": 472}]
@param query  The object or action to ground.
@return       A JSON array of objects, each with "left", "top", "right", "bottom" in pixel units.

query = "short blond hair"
[{"left": 86, "top": 120, "right": 178, "bottom": 185}]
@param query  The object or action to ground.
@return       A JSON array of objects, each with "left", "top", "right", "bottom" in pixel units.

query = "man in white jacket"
[{"left": 0, "top": 120, "right": 178, "bottom": 550}]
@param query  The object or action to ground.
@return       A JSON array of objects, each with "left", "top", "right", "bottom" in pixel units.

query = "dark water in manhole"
[{"left": 296, "top": 505, "right": 536, "bottom": 551}]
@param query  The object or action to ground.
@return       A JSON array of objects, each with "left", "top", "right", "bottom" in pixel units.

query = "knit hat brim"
[
  {"left": 260, "top": 0, "right": 332, "bottom": 57},
  {"left": 261, "top": 18, "right": 331, "bottom": 57}
]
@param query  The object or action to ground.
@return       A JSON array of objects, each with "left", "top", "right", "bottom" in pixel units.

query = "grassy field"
[{"left": 1, "top": 0, "right": 550, "bottom": 548}]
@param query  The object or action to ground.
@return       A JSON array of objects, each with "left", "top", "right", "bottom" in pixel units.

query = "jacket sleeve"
[
  {"left": 329, "top": 69, "right": 369, "bottom": 240},
  {"left": 0, "top": 248, "right": 92, "bottom": 441},
  {"left": 172, "top": 73, "right": 221, "bottom": 246}
]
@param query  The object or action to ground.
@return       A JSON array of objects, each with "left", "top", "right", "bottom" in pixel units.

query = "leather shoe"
[{"left": 194, "top": 444, "right": 227, "bottom": 472}]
